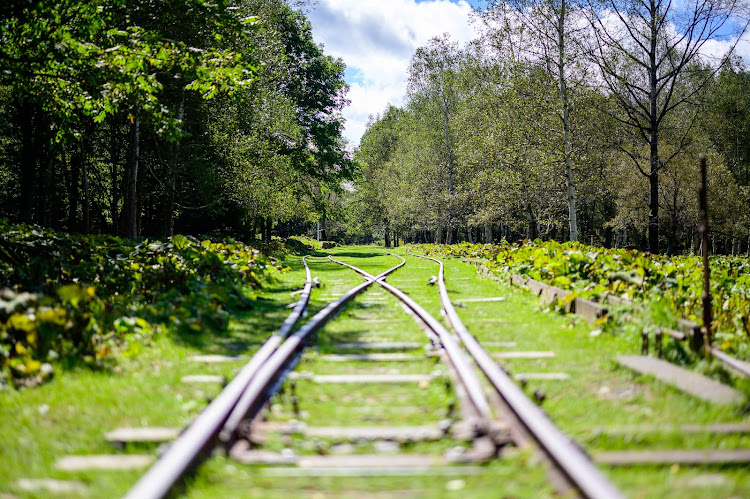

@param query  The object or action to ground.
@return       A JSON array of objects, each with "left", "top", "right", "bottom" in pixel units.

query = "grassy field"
[{"left": 1, "top": 245, "right": 749, "bottom": 498}]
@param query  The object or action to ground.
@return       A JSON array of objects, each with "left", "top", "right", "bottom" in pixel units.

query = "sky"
[
  {"left": 305, "top": 1, "right": 750, "bottom": 148},
  {"left": 306, "top": 0, "right": 483, "bottom": 147}
]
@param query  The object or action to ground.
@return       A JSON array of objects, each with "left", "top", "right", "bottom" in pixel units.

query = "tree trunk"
[
  {"left": 319, "top": 219, "right": 327, "bottom": 241},
  {"left": 163, "top": 175, "right": 176, "bottom": 237},
  {"left": 69, "top": 145, "right": 81, "bottom": 231},
  {"left": 525, "top": 203, "right": 538, "bottom": 240},
  {"left": 647, "top": 0, "right": 660, "bottom": 254},
  {"left": 264, "top": 217, "right": 272, "bottom": 242},
  {"left": 82, "top": 135, "right": 90, "bottom": 234},
  {"left": 19, "top": 99, "right": 36, "bottom": 224},
  {"left": 37, "top": 123, "right": 52, "bottom": 227},
  {"left": 384, "top": 222, "right": 391, "bottom": 248},
  {"left": 467, "top": 223, "right": 474, "bottom": 243},
  {"left": 648, "top": 167, "right": 659, "bottom": 253},
  {"left": 163, "top": 91, "right": 184, "bottom": 238},
  {"left": 435, "top": 225, "right": 443, "bottom": 245},
  {"left": 126, "top": 111, "right": 140, "bottom": 239},
  {"left": 558, "top": 0, "right": 578, "bottom": 242},
  {"left": 442, "top": 99, "right": 455, "bottom": 246},
  {"left": 110, "top": 116, "right": 120, "bottom": 234},
  {"left": 484, "top": 223, "right": 492, "bottom": 243}
]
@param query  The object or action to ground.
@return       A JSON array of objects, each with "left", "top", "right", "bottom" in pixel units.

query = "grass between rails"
[
  {"left": 189, "top": 246, "right": 750, "bottom": 498},
  {"left": 187, "top": 247, "right": 555, "bottom": 498}
]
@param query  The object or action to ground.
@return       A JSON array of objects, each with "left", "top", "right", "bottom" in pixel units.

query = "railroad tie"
[
  {"left": 591, "top": 422, "right": 750, "bottom": 437},
  {"left": 616, "top": 356, "right": 744, "bottom": 405},
  {"left": 105, "top": 427, "right": 181, "bottom": 446},
  {"left": 331, "top": 341, "right": 424, "bottom": 351},
  {"left": 15, "top": 478, "right": 87, "bottom": 494},
  {"left": 287, "top": 373, "right": 437, "bottom": 384},
  {"left": 594, "top": 449, "right": 750, "bottom": 465},
  {"left": 317, "top": 353, "right": 418, "bottom": 362},
  {"left": 491, "top": 351, "right": 556, "bottom": 359},
  {"left": 180, "top": 374, "right": 227, "bottom": 385},
  {"left": 55, "top": 454, "right": 154, "bottom": 471},
  {"left": 188, "top": 354, "right": 248, "bottom": 363}
]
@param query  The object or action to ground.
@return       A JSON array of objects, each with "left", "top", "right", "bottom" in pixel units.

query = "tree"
[
  {"left": 0, "top": 0, "right": 259, "bottom": 237},
  {"left": 585, "top": 0, "right": 746, "bottom": 253},
  {"left": 353, "top": 106, "right": 406, "bottom": 247},
  {"left": 480, "top": 0, "right": 591, "bottom": 241},
  {"left": 207, "top": 0, "right": 350, "bottom": 239},
  {"left": 407, "top": 34, "right": 464, "bottom": 243},
  {"left": 705, "top": 59, "right": 750, "bottom": 188}
]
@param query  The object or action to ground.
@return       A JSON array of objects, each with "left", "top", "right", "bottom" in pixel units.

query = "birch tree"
[
  {"left": 480, "top": 0, "right": 590, "bottom": 241},
  {"left": 407, "top": 34, "right": 463, "bottom": 244}
]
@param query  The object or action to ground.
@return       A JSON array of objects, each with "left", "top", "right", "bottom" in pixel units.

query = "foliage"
[
  {"left": 349, "top": 6, "right": 750, "bottom": 255},
  {"left": 0, "top": 0, "right": 257, "bottom": 133},
  {"left": 209, "top": 0, "right": 351, "bottom": 233},
  {"left": 285, "top": 236, "right": 316, "bottom": 254},
  {"left": 408, "top": 241, "right": 750, "bottom": 359},
  {"left": 0, "top": 221, "right": 280, "bottom": 388},
  {"left": 0, "top": 0, "right": 349, "bottom": 245}
]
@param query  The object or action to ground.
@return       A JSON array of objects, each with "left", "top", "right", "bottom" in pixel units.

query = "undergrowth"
[
  {"left": 0, "top": 221, "right": 282, "bottom": 389},
  {"left": 407, "top": 240, "right": 750, "bottom": 360}
]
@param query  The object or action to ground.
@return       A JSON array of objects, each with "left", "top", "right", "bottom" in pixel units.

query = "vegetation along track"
[{"left": 5, "top": 246, "right": 750, "bottom": 498}]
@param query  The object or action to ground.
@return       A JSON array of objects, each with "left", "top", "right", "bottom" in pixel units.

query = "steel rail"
[
  {"left": 414, "top": 253, "right": 623, "bottom": 499},
  {"left": 125, "top": 256, "right": 316, "bottom": 499},
  {"left": 328, "top": 255, "right": 492, "bottom": 421},
  {"left": 217, "top": 258, "right": 405, "bottom": 444}
]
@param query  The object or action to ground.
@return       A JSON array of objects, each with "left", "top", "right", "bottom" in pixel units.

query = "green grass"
[
  {"left": 0, "top": 262, "right": 303, "bottom": 498},
  {"left": 2, "top": 244, "right": 750, "bottom": 498}
]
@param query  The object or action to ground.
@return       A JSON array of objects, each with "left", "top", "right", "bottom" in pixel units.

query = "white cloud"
[
  {"left": 307, "top": 0, "right": 479, "bottom": 146},
  {"left": 699, "top": 30, "right": 750, "bottom": 64}
]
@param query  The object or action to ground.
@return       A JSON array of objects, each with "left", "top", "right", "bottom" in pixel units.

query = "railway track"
[{"left": 124, "top": 252, "right": 622, "bottom": 498}]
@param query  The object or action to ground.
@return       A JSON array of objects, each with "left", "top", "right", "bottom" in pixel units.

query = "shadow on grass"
[{"left": 171, "top": 298, "right": 290, "bottom": 355}]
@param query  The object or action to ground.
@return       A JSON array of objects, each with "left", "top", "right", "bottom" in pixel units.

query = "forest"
[
  {"left": 349, "top": 0, "right": 750, "bottom": 256},
  {"left": 0, "top": 0, "right": 749, "bottom": 255},
  {"left": 0, "top": 0, "right": 351, "bottom": 242}
]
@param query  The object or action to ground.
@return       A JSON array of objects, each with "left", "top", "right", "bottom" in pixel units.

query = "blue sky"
[
  {"left": 306, "top": 0, "right": 481, "bottom": 146},
  {"left": 306, "top": 1, "right": 750, "bottom": 147}
]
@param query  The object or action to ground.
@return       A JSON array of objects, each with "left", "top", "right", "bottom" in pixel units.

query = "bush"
[
  {"left": 0, "top": 221, "right": 281, "bottom": 389},
  {"left": 407, "top": 241, "right": 750, "bottom": 360}
]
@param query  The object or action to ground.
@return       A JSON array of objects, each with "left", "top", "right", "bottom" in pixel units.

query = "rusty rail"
[
  {"left": 125, "top": 256, "right": 404, "bottom": 499},
  {"left": 328, "top": 256, "right": 493, "bottom": 424},
  {"left": 218, "top": 259, "right": 405, "bottom": 443},
  {"left": 413, "top": 253, "right": 624, "bottom": 499},
  {"left": 124, "top": 256, "right": 315, "bottom": 499}
]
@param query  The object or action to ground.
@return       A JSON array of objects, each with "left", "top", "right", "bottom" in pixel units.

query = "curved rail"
[
  {"left": 413, "top": 253, "right": 623, "bottom": 499},
  {"left": 126, "top": 256, "right": 316, "bottom": 499},
  {"left": 328, "top": 255, "right": 492, "bottom": 422},
  {"left": 217, "top": 257, "right": 406, "bottom": 444}
]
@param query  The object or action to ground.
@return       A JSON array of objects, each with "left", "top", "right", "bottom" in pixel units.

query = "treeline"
[
  {"left": 347, "top": 0, "right": 750, "bottom": 255},
  {"left": 0, "top": 0, "right": 350, "bottom": 241}
]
